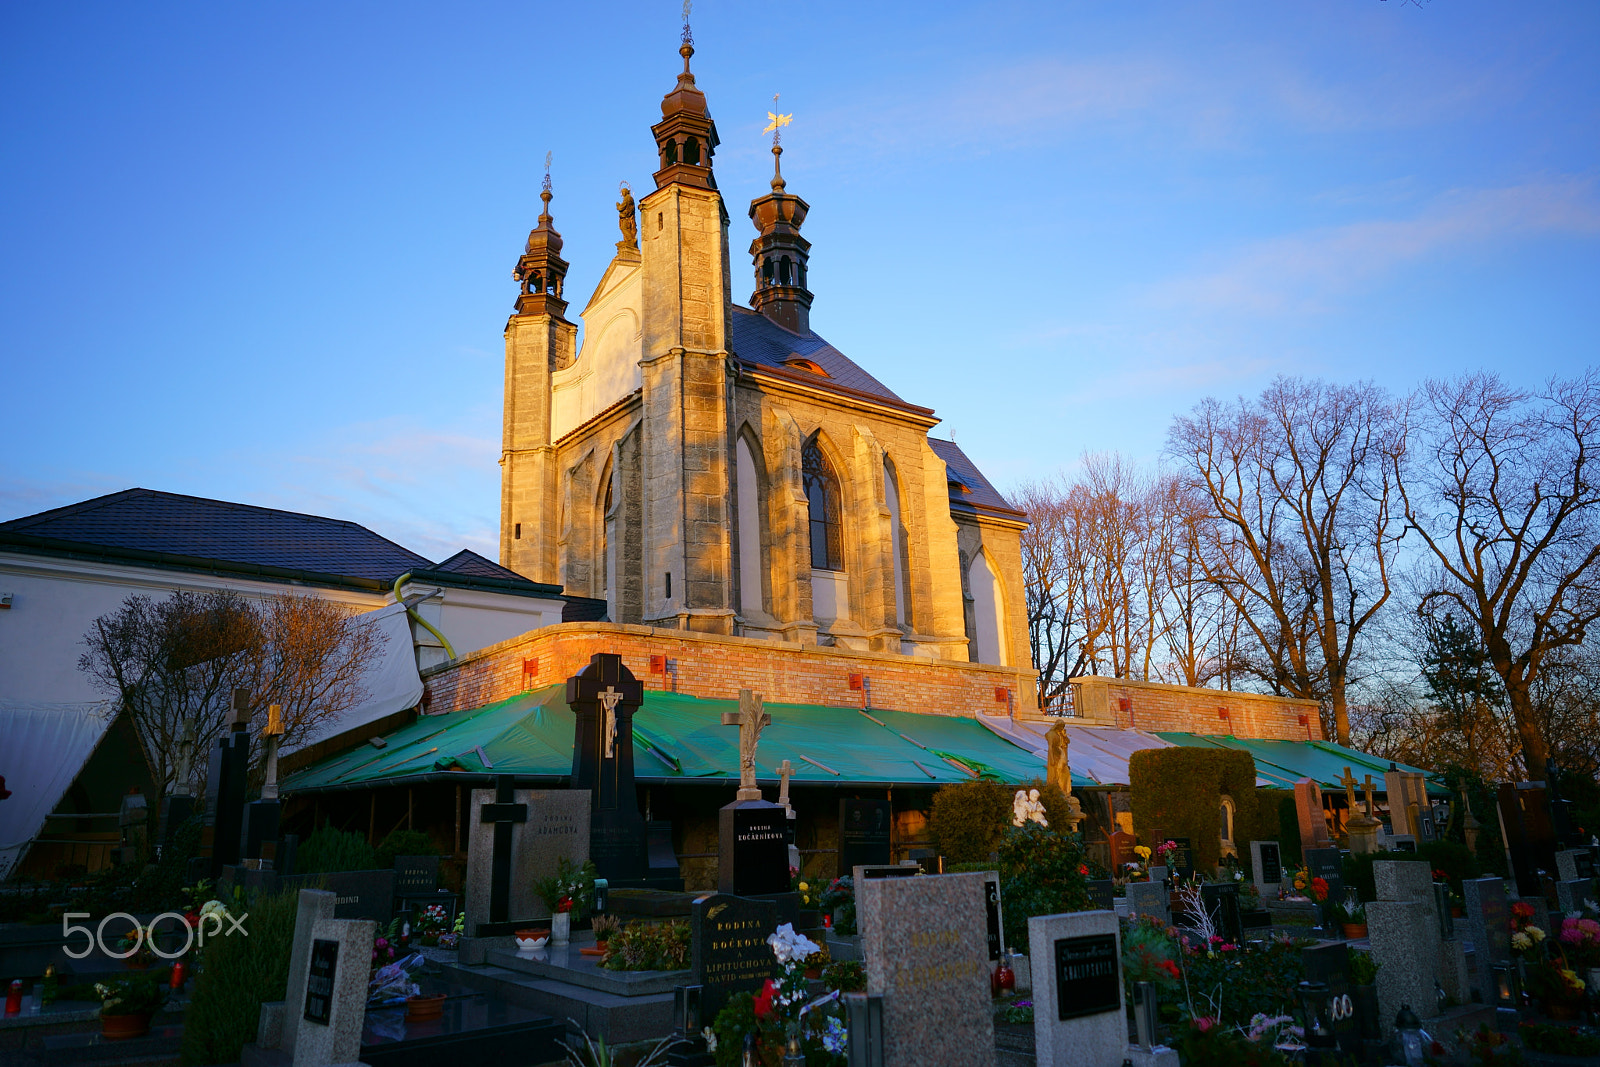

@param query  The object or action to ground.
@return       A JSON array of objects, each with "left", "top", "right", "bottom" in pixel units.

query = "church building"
[{"left": 497, "top": 38, "right": 1030, "bottom": 679}]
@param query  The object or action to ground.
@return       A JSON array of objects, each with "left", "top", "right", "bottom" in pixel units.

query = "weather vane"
[
  {"left": 542, "top": 151, "right": 552, "bottom": 196},
  {"left": 763, "top": 93, "right": 792, "bottom": 147},
  {"left": 681, "top": 0, "right": 692, "bottom": 45}
]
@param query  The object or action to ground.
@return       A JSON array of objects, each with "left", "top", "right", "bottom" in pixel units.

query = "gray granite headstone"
[
  {"left": 1556, "top": 878, "right": 1594, "bottom": 913},
  {"left": 465, "top": 787, "right": 590, "bottom": 931},
  {"left": 857, "top": 871, "right": 994, "bottom": 1067},
  {"left": 1461, "top": 877, "right": 1510, "bottom": 1001},
  {"left": 1250, "top": 840, "right": 1283, "bottom": 895},
  {"left": 292, "top": 918, "right": 376, "bottom": 1067},
  {"left": 1028, "top": 910, "right": 1124, "bottom": 1067},
  {"left": 1374, "top": 860, "right": 1441, "bottom": 955},
  {"left": 1554, "top": 848, "right": 1586, "bottom": 883},
  {"left": 1127, "top": 881, "right": 1170, "bottom": 926},
  {"left": 281, "top": 889, "right": 336, "bottom": 1058},
  {"left": 1366, "top": 900, "right": 1435, "bottom": 1033}
]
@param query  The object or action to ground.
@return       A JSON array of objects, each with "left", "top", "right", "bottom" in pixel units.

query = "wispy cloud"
[{"left": 1147, "top": 177, "right": 1600, "bottom": 315}]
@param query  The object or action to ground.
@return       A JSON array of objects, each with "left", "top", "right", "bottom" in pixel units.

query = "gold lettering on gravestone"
[{"left": 886, "top": 930, "right": 982, "bottom": 993}]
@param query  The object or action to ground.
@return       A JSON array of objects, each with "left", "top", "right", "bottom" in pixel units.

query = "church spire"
[
  {"left": 748, "top": 100, "right": 812, "bottom": 333},
  {"left": 650, "top": 10, "right": 719, "bottom": 191},
  {"left": 512, "top": 154, "right": 569, "bottom": 319}
]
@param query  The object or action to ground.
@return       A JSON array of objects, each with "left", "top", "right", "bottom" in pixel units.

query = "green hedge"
[
  {"left": 179, "top": 887, "right": 299, "bottom": 1065},
  {"left": 296, "top": 825, "right": 378, "bottom": 873},
  {"left": 1129, "top": 748, "right": 1257, "bottom": 873},
  {"left": 929, "top": 778, "right": 1075, "bottom": 864}
]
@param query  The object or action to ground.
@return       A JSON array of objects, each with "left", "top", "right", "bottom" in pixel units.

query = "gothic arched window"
[{"left": 803, "top": 437, "right": 843, "bottom": 571}]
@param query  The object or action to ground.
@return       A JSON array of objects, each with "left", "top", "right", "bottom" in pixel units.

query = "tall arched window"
[
  {"left": 600, "top": 473, "right": 613, "bottom": 597},
  {"left": 803, "top": 437, "right": 843, "bottom": 571}
]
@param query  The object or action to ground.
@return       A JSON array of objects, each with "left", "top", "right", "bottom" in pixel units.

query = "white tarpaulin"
[
  {"left": 0, "top": 701, "right": 116, "bottom": 880},
  {"left": 285, "top": 601, "right": 424, "bottom": 753},
  {"left": 976, "top": 717, "right": 1178, "bottom": 787}
]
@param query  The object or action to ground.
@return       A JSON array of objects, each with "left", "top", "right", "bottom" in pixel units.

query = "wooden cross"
[
  {"left": 777, "top": 759, "right": 795, "bottom": 813},
  {"left": 479, "top": 774, "right": 527, "bottom": 925},
  {"left": 1362, "top": 775, "right": 1378, "bottom": 819},
  {"left": 720, "top": 689, "right": 771, "bottom": 801},
  {"left": 1339, "top": 766, "right": 1360, "bottom": 811}
]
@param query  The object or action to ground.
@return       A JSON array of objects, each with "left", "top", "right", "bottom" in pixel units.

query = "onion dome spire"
[
  {"left": 749, "top": 99, "right": 811, "bottom": 333},
  {"left": 650, "top": 12, "right": 719, "bottom": 191},
  {"left": 512, "top": 153, "right": 569, "bottom": 318}
]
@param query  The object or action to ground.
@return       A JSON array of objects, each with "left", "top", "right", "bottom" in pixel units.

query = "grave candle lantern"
[
  {"left": 1297, "top": 980, "right": 1336, "bottom": 1056},
  {"left": 1392, "top": 1003, "right": 1425, "bottom": 1067}
]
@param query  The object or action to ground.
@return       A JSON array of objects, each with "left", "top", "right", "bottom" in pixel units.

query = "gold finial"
[
  {"left": 540, "top": 151, "right": 552, "bottom": 216},
  {"left": 763, "top": 95, "right": 793, "bottom": 192}
]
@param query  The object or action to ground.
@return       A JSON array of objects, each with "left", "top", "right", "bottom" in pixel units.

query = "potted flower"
[
  {"left": 533, "top": 857, "right": 597, "bottom": 942},
  {"left": 819, "top": 876, "right": 856, "bottom": 937},
  {"left": 582, "top": 915, "right": 620, "bottom": 956},
  {"left": 1330, "top": 897, "right": 1367, "bottom": 940},
  {"left": 94, "top": 976, "right": 165, "bottom": 1040},
  {"left": 114, "top": 925, "right": 157, "bottom": 970},
  {"left": 1349, "top": 948, "right": 1382, "bottom": 1042}
]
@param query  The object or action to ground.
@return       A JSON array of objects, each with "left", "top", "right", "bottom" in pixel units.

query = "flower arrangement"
[
  {"left": 819, "top": 876, "right": 856, "bottom": 935},
  {"left": 1328, "top": 897, "right": 1365, "bottom": 925},
  {"left": 1558, "top": 915, "right": 1600, "bottom": 968},
  {"left": 1011, "top": 789, "right": 1048, "bottom": 829},
  {"left": 532, "top": 858, "right": 598, "bottom": 922},
  {"left": 94, "top": 976, "right": 165, "bottom": 1018},
  {"left": 821, "top": 959, "right": 866, "bottom": 992},
  {"left": 1154, "top": 839, "right": 1179, "bottom": 864},
  {"left": 712, "top": 924, "right": 850, "bottom": 1066},
  {"left": 412, "top": 903, "right": 452, "bottom": 947},
  {"left": 790, "top": 870, "right": 816, "bottom": 908}
]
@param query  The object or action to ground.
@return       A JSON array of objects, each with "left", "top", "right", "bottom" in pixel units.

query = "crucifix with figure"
[{"left": 721, "top": 690, "right": 771, "bottom": 801}]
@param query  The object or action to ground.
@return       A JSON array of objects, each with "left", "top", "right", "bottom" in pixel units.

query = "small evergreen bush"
[
  {"left": 997, "top": 822, "right": 1091, "bottom": 949},
  {"left": 296, "top": 825, "right": 378, "bottom": 873},
  {"left": 928, "top": 779, "right": 1013, "bottom": 864},
  {"left": 179, "top": 887, "right": 298, "bottom": 1066},
  {"left": 374, "top": 828, "right": 438, "bottom": 868}
]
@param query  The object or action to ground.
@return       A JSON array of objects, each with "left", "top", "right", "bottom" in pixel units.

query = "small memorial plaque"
[
  {"left": 839, "top": 799, "right": 893, "bottom": 874},
  {"left": 984, "top": 876, "right": 1003, "bottom": 961},
  {"left": 1258, "top": 842, "right": 1282, "bottom": 884},
  {"left": 1392, "top": 839, "right": 1418, "bottom": 854},
  {"left": 1053, "top": 933, "right": 1121, "bottom": 1021},
  {"left": 303, "top": 938, "right": 338, "bottom": 1024},
  {"left": 1168, "top": 837, "right": 1195, "bottom": 879},
  {"left": 1086, "top": 878, "right": 1115, "bottom": 911}
]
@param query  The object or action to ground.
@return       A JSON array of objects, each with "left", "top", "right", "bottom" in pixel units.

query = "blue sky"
[{"left": 3, "top": 1, "right": 1596, "bottom": 561}]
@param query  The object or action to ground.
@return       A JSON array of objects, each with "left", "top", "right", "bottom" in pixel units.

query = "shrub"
[
  {"left": 929, "top": 779, "right": 1013, "bottom": 864},
  {"left": 1275, "top": 795, "right": 1302, "bottom": 869},
  {"left": 1181, "top": 937, "right": 1309, "bottom": 1028},
  {"left": 1417, "top": 840, "right": 1480, "bottom": 890},
  {"left": 997, "top": 822, "right": 1091, "bottom": 950},
  {"left": 822, "top": 959, "right": 865, "bottom": 992},
  {"left": 1129, "top": 749, "right": 1258, "bottom": 874},
  {"left": 295, "top": 825, "right": 378, "bottom": 874},
  {"left": 179, "top": 887, "right": 298, "bottom": 1066},
  {"left": 1519, "top": 1021, "right": 1600, "bottom": 1056},
  {"left": 601, "top": 919, "right": 691, "bottom": 972},
  {"left": 374, "top": 829, "right": 438, "bottom": 868},
  {"left": 1170, "top": 1019, "right": 1293, "bottom": 1067},
  {"left": 1236, "top": 790, "right": 1290, "bottom": 872}
]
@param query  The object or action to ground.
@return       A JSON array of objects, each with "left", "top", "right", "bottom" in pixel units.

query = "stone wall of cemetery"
[
  {"left": 420, "top": 620, "right": 1037, "bottom": 717},
  {"left": 1069, "top": 675, "right": 1321, "bottom": 741}
]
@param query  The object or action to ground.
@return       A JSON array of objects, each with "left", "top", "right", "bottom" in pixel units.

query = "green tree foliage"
[
  {"left": 1129, "top": 748, "right": 1257, "bottom": 872},
  {"left": 179, "top": 888, "right": 298, "bottom": 1066},
  {"left": 374, "top": 828, "right": 438, "bottom": 868},
  {"left": 296, "top": 824, "right": 378, "bottom": 873},
  {"left": 997, "top": 822, "right": 1091, "bottom": 949},
  {"left": 928, "top": 779, "right": 1013, "bottom": 863}
]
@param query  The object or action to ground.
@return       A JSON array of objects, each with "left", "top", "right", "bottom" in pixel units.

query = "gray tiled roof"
[
  {"left": 927, "top": 438, "right": 1024, "bottom": 519},
  {"left": 0, "top": 488, "right": 433, "bottom": 584},
  {"left": 433, "top": 549, "right": 529, "bottom": 583},
  {"left": 731, "top": 306, "right": 909, "bottom": 406}
]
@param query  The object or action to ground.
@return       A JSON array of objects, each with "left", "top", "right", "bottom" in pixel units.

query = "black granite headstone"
[
  {"left": 1167, "top": 837, "right": 1195, "bottom": 880},
  {"left": 984, "top": 876, "right": 1003, "bottom": 961},
  {"left": 691, "top": 893, "right": 780, "bottom": 1018},
  {"left": 568, "top": 653, "right": 650, "bottom": 883},
  {"left": 1199, "top": 883, "right": 1243, "bottom": 944},
  {"left": 203, "top": 727, "right": 250, "bottom": 878},
  {"left": 839, "top": 799, "right": 892, "bottom": 874},
  {"left": 304, "top": 938, "right": 338, "bottom": 1024},
  {"left": 1499, "top": 783, "right": 1559, "bottom": 898},
  {"left": 282, "top": 870, "right": 396, "bottom": 921},
  {"left": 1053, "top": 934, "right": 1120, "bottom": 1020},
  {"left": 1257, "top": 842, "right": 1283, "bottom": 885},
  {"left": 719, "top": 802, "right": 790, "bottom": 896},
  {"left": 1301, "top": 941, "right": 1359, "bottom": 1057},
  {"left": 1085, "top": 879, "right": 1115, "bottom": 911}
]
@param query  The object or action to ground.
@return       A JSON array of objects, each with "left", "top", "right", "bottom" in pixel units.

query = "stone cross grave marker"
[
  {"left": 464, "top": 778, "right": 589, "bottom": 936},
  {"left": 568, "top": 652, "right": 648, "bottom": 882},
  {"left": 1250, "top": 840, "right": 1283, "bottom": 896},
  {"left": 840, "top": 798, "right": 892, "bottom": 875},
  {"left": 718, "top": 691, "right": 789, "bottom": 896},
  {"left": 292, "top": 918, "right": 376, "bottom": 1067},
  {"left": 281, "top": 888, "right": 336, "bottom": 1058},
  {"left": 777, "top": 759, "right": 799, "bottom": 870},
  {"left": 1029, "top": 909, "right": 1125, "bottom": 1067},
  {"left": 690, "top": 893, "right": 779, "bottom": 1020},
  {"left": 1295, "top": 778, "right": 1332, "bottom": 852},
  {"left": 857, "top": 871, "right": 994, "bottom": 1067}
]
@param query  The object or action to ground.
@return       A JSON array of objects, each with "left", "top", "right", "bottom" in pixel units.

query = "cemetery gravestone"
[
  {"left": 1029, "top": 910, "right": 1125, "bottom": 1067},
  {"left": 1085, "top": 879, "right": 1115, "bottom": 912},
  {"left": 1498, "top": 783, "right": 1557, "bottom": 898},
  {"left": 1555, "top": 848, "right": 1594, "bottom": 884},
  {"left": 690, "top": 893, "right": 779, "bottom": 1019},
  {"left": 1301, "top": 941, "right": 1359, "bottom": 1058},
  {"left": 568, "top": 652, "right": 652, "bottom": 883},
  {"left": 202, "top": 717, "right": 251, "bottom": 878},
  {"left": 465, "top": 778, "right": 589, "bottom": 936},
  {"left": 1556, "top": 879, "right": 1592, "bottom": 913},
  {"left": 1365, "top": 900, "right": 1435, "bottom": 1031},
  {"left": 1127, "top": 881, "right": 1170, "bottom": 926},
  {"left": 1250, "top": 840, "right": 1283, "bottom": 896},
  {"left": 718, "top": 691, "right": 790, "bottom": 896},
  {"left": 1166, "top": 837, "right": 1194, "bottom": 881},
  {"left": 1108, "top": 831, "right": 1137, "bottom": 878},
  {"left": 839, "top": 799, "right": 892, "bottom": 874},
  {"left": 1198, "top": 883, "right": 1242, "bottom": 944},
  {"left": 984, "top": 871, "right": 1006, "bottom": 961},
  {"left": 857, "top": 872, "right": 994, "bottom": 1067},
  {"left": 292, "top": 918, "right": 376, "bottom": 1067},
  {"left": 281, "top": 889, "right": 337, "bottom": 1058},
  {"left": 1461, "top": 878, "right": 1511, "bottom": 1001},
  {"left": 1304, "top": 847, "right": 1345, "bottom": 926},
  {"left": 1295, "top": 778, "right": 1332, "bottom": 852}
]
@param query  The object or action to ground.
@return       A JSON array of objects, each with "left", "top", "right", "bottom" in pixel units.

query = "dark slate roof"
[
  {"left": 731, "top": 306, "right": 920, "bottom": 410},
  {"left": 0, "top": 488, "right": 434, "bottom": 585},
  {"left": 927, "top": 439, "right": 1026, "bottom": 520},
  {"left": 561, "top": 595, "right": 610, "bottom": 623},
  {"left": 434, "top": 549, "right": 528, "bottom": 583}
]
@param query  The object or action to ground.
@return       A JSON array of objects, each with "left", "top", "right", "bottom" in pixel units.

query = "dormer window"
[{"left": 783, "top": 358, "right": 830, "bottom": 377}]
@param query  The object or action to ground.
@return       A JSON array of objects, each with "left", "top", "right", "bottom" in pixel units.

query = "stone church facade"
[{"left": 498, "top": 41, "right": 1030, "bottom": 688}]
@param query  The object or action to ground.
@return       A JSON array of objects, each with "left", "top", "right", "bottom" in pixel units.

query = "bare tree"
[
  {"left": 1168, "top": 377, "right": 1401, "bottom": 744},
  {"left": 1394, "top": 371, "right": 1600, "bottom": 778},
  {"left": 80, "top": 589, "right": 380, "bottom": 797},
  {"left": 79, "top": 591, "right": 259, "bottom": 797}
]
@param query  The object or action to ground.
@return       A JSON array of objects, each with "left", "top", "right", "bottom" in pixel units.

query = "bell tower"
[
  {"left": 748, "top": 129, "right": 812, "bottom": 333},
  {"left": 636, "top": 27, "right": 736, "bottom": 633},
  {"left": 500, "top": 165, "right": 577, "bottom": 583}
]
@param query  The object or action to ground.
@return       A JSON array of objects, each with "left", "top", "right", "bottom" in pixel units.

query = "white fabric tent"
[{"left": 0, "top": 701, "right": 117, "bottom": 880}]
